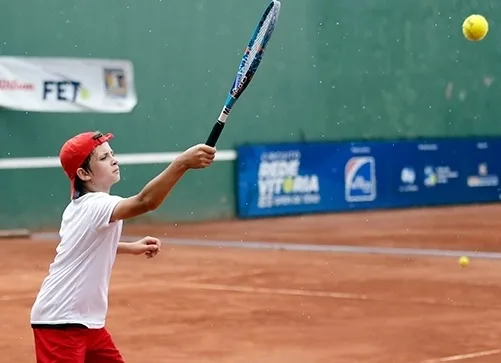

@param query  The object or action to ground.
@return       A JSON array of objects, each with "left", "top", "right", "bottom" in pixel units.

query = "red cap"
[{"left": 59, "top": 131, "right": 114, "bottom": 199}]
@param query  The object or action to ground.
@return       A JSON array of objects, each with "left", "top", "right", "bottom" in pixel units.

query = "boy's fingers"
[
  {"left": 144, "top": 237, "right": 160, "bottom": 245},
  {"left": 198, "top": 144, "right": 216, "bottom": 154}
]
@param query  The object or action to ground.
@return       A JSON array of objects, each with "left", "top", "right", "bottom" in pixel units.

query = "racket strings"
[{"left": 241, "top": 5, "right": 279, "bottom": 77}]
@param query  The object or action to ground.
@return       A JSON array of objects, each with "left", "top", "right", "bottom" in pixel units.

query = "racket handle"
[{"left": 205, "top": 121, "right": 225, "bottom": 147}]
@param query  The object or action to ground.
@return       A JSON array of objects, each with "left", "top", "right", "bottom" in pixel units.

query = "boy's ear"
[{"left": 76, "top": 168, "right": 92, "bottom": 181}]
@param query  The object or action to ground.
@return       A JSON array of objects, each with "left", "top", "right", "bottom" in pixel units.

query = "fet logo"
[
  {"left": 0, "top": 79, "right": 35, "bottom": 91},
  {"left": 43, "top": 80, "right": 81, "bottom": 102}
]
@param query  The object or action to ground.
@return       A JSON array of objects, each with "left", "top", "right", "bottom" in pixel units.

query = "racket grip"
[{"left": 205, "top": 121, "right": 225, "bottom": 147}]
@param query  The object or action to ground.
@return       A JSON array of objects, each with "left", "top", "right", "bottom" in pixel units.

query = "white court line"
[
  {"left": 2, "top": 281, "right": 495, "bottom": 309},
  {"left": 420, "top": 349, "right": 501, "bottom": 362},
  {"left": 173, "top": 282, "right": 371, "bottom": 300},
  {"left": 182, "top": 269, "right": 265, "bottom": 283},
  {"left": 167, "top": 282, "right": 492, "bottom": 308}
]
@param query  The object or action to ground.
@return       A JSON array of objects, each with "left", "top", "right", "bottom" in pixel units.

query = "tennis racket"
[{"left": 205, "top": 0, "right": 281, "bottom": 147}]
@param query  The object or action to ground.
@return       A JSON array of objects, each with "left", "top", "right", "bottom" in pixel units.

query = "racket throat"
[{"left": 218, "top": 94, "right": 237, "bottom": 122}]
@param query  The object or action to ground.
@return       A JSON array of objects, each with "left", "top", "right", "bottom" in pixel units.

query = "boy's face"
[{"left": 78, "top": 142, "right": 120, "bottom": 190}]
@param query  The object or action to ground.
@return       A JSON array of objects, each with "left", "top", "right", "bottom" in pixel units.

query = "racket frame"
[{"left": 205, "top": 0, "right": 281, "bottom": 147}]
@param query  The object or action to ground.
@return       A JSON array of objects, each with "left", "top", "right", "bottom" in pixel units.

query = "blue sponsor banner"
[{"left": 236, "top": 138, "right": 501, "bottom": 218}]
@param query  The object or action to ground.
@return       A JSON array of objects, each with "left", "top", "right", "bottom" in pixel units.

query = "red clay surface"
[{"left": 2, "top": 204, "right": 501, "bottom": 363}]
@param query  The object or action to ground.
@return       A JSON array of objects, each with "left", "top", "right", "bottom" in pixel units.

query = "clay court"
[{"left": 2, "top": 204, "right": 501, "bottom": 363}]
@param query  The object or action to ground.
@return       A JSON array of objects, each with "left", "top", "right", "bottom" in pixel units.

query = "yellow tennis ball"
[
  {"left": 462, "top": 14, "right": 489, "bottom": 41},
  {"left": 458, "top": 256, "right": 470, "bottom": 267}
]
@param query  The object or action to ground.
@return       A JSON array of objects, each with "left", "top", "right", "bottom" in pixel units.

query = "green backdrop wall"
[{"left": 1, "top": 0, "right": 500, "bottom": 229}]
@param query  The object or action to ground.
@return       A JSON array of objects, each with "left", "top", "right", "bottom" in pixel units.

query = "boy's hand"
[
  {"left": 175, "top": 144, "right": 216, "bottom": 169},
  {"left": 130, "top": 236, "right": 161, "bottom": 259}
]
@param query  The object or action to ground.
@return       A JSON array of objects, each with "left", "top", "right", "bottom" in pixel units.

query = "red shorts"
[{"left": 33, "top": 326, "right": 125, "bottom": 363}]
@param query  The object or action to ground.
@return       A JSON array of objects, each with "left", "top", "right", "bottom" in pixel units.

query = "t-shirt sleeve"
[{"left": 86, "top": 193, "right": 124, "bottom": 230}]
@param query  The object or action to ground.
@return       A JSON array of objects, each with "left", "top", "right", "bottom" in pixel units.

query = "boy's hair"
[{"left": 73, "top": 131, "right": 105, "bottom": 199}]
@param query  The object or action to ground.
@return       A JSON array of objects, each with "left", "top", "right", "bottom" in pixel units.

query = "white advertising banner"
[{"left": 0, "top": 56, "right": 137, "bottom": 113}]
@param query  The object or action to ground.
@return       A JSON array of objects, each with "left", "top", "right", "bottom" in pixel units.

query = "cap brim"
[{"left": 102, "top": 133, "right": 114, "bottom": 143}]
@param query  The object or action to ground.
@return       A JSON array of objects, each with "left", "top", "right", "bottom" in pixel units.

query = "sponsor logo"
[
  {"left": 0, "top": 79, "right": 35, "bottom": 91},
  {"left": 467, "top": 162, "right": 499, "bottom": 188},
  {"left": 344, "top": 156, "right": 376, "bottom": 202},
  {"left": 257, "top": 150, "right": 321, "bottom": 209},
  {"left": 423, "top": 165, "right": 458, "bottom": 187},
  {"left": 104, "top": 68, "right": 127, "bottom": 97},
  {"left": 399, "top": 167, "right": 418, "bottom": 192},
  {"left": 42, "top": 80, "right": 91, "bottom": 102}
]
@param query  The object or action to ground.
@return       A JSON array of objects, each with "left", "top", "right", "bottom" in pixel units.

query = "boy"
[{"left": 30, "top": 131, "right": 216, "bottom": 362}]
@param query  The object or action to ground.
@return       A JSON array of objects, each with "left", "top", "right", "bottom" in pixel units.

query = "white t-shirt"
[{"left": 30, "top": 192, "right": 124, "bottom": 329}]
